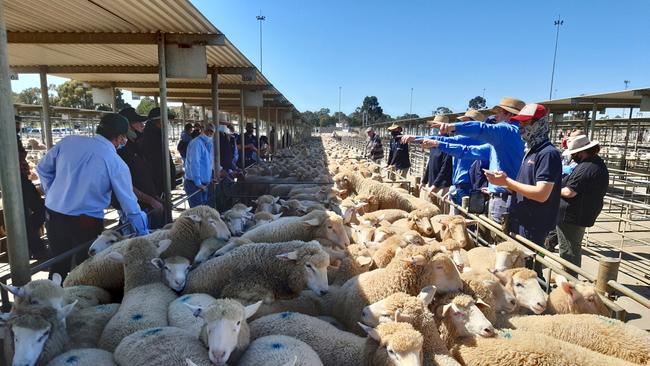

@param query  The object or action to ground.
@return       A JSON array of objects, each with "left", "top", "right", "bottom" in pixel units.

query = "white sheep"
[
  {"left": 1, "top": 274, "right": 64, "bottom": 312},
  {"left": 250, "top": 312, "right": 424, "bottom": 366},
  {"left": 63, "top": 285, "right": 112, "bottom": 309},
  {"left": 546, "top": 276, "right": 610, "bottom": 316},
  {"left": 490, "top": 268, "right": 548, "bottom": 314},
  {"left": 237, "top": 335, "right": 322, "bottom": 366},
  {"left": 98, "top": 238, "right": 177, "bottom": 351},
  {"left": 46, "top": 348, "right": 116, "bottom": 366},
  {"left": 67, "top": 303, "right": 120, "bottom": 349},
  {"left": 241, "top": 210, "right": 349, "bottom": 248},
  {"left": 183, "top": 241, "right": 330, "bottom": 302},
  {"left": 222, "top": 204, "right": 255, "bottom": 236},
  {"left": 152, "top": 256, "right": 192, "bottom": 292},
  {"left": 466, "top": 241, "right": 534, "bottom": 273},
  {"left": 430, "top": 215, "right": 476, "bottom": 249},
  {"left": 163, "top": 206, "right": 231, "bottom": 260},
  {"left": 168, "top": 293, "right": 217, "bottom": 338},
  {"left": 114, "top": 327, "right": 212, "bottom": 366}
]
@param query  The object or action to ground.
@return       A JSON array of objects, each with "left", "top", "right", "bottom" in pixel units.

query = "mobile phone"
[{"left": 482, "top": 169, "right": 497, "bottom": 175}]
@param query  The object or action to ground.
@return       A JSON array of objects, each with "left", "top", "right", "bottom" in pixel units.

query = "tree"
[
  {"left": 136, "top": 97, "right": 156, "bottom": 116},
  {"left": 434, "top": 106, "right": 453, "bottom": 115},
  {"left": 394, "top": 113, "right": 419, "bottom": 120},
  {"left": 53, "top": 80, "right": 93, "bottom": 109},
  {"left": 114, "top": 89, "right": 130, "bottom": 110},
  {"left": 360, "top": 96, "right": 384, "bottom": 122},
  {"left": 468, "top": 96, "right": 486, "bottom": 110},
  {"left": 16, "top": 87, "right": 41, "bottom": 105}
]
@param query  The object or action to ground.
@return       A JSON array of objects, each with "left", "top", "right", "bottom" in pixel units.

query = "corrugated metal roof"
[{"left": 541, "top": 88, "right": 650, "bottom": 112}]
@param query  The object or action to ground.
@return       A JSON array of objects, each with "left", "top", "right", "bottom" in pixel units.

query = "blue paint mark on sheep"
[
  {"left": 280, "top": 312, "right": 293, "bottom": 319},
  {"left": 142, "top": 328, "right": 162, "bottom": 337},
  {"left": 132, "top": 314, "right": 144, "bottom": 320},
  {"left": 498, "top": 329, "right": 513, "bottom": 340},
  {"left": 180, "top": 295, "right": 192, "bottom": 303},
  {"left": 271, "top": 343, "right": 284, "bottom": 349},
  {"left": 66, "top": 355, "right": 79, "bottom": 363}
]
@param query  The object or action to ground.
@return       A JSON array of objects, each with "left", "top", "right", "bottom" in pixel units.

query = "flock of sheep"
[{"left": 1, "top": 135, "right": 649, "bottom": 366}]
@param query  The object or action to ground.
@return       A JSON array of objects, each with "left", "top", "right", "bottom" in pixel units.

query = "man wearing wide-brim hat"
[
  {"left": 413, "top": 96, "right": 526, "bottom": 225},
  {"left": 386, "top": 124, "right": 411, "bottom": 178},
  {"left": 555, "top": 134, "right": 609, "bottom": 275}
]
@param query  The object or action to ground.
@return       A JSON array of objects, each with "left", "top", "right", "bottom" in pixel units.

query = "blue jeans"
[
  {"left": 184, "top": 179, "right": 208, "bottom": 208},
  {"left": 488, "top": 195, "right": 511, "bottom": 225},
  {"left": 451, "top": 187, "right": 471, "bottom": 206}
]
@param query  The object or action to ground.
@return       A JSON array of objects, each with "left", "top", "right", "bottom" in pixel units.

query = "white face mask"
[{"left": 218, "top": 125, "right": 229, "bottom": 134}]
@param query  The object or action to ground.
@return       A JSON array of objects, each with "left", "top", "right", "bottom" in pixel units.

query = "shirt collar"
[{"left": 94, "top": 135, "right": 117, "bottom": 150}]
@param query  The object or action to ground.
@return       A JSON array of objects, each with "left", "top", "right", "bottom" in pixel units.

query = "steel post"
[
  {"left": 39, "top": 67, "right": 53, "bottom": 148},
  {"left": 240, "top": 89, "right": 245, "bottom": 170},
  {"left": 158, "top": 33, "right": 173, "bottom": 223},
  {"left": 211, "top": 69, "right": 220, "bottom": 187}
]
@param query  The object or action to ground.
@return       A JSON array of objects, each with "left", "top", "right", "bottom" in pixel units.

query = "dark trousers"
[
  {"left": 46, "top": 209, "right": 103, "bottom": 279},
  {"left": 557, "top": 223, "right": 586, "bottom": 277}
]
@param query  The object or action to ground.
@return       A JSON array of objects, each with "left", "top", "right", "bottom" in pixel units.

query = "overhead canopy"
[
  {"left": 4, "top": 0, "right": 299, "bottom": 117},
  {"left": 541, "top": 87, "right": 650, "bottom": 113}
]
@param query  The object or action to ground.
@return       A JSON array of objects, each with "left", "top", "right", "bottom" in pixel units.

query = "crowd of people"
[
  {"left": 364, "top": 98, "right": 609, "bottom": 271},
  {"left": 13, "top": 108, "right": 269, "bottom": 279}
]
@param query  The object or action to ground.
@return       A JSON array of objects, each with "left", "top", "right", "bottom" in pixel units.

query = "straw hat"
[
  {"left": 457, "top": 109, "right": 485, "bottom": 122},
  {"left": 492, "top": 97, "right": 525, "bottom": 115},
  {"left": 428, "top": 115, "right": 449, "bottom": 124},
  {"left": 387, "top": 124, "right": 402, "bottom": 131},
  {"left": 563, "top": 135, "right": 600, "bottom": 155}
]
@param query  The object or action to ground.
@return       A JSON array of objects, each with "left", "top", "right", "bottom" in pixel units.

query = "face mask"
[
  {"left": 218, "top": 125, "right": 229, "bottom": 134},
  {"left": 571, "top": 154, "right": 582, "bottom": 163},
  {"left": 520, "top": 118, "right": 549, "bottom": 147},
  {"left": 391, "top": 130, "right": 400, "bottom": 137},
  {"left": 127, "top": 129, "right": 137, "bottom": 140},
  {"left": 117, "top": 143, "right": 126, "bottom": 150}
]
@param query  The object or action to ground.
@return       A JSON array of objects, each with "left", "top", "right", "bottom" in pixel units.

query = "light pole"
[
  {"left": 409, "top": 88, "right": 413, "bottom": 115},
  {"left": 338, "top": 86, "right": 342, "bottom": 125},
  {"left": 549, "top": 15, "right": 563, "bottom": 100},
  {"left": 256, "top": 11, "right": 266, "bottom": 72},
  {"left": 624, "top": 80, "right": 630, "bottom": 90}
]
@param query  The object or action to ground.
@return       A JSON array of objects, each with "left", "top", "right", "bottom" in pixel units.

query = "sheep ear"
[
  {"left": 273, "top": 197, "right": 280, "bottom": 204},
  {"left": 187, "top": 214, "right": 202, "bottom": 223},
  {"left": 417, "top": 286, "right": 437, "bottom": 306},
  {"left": 554, "top": 274, "right": 568, "bottom": 286},
  {"left": 560, "top": 281, "right": 576, "bottom": 297},
  {"left": 59, "top": 301, "right": 77, "bottom": 321},
  {"left": 441, "top": 303, "right": 456, "bottom": 317},
  {"left": 185, "top": 303, "right": 203, "bottom": 318},
  {"left": 1, "top": 283, "right": 25, "bottom": 298},
  {"left": 108, "top": 252, "right": 124, "bottom": 263},
  {"left": 156, "top": 239, "right": 172, "bottom": 255},
  {"left": 400, "top": 255, "right": 427, "bottom": 266},
  {"left": 282, "top": 356, "right": 298, "bottom": 366},
  {"left": 464, "top": 219, "right": 477, "bottom": 226},
  {"left": 303, "top": 218, "right": 321, "bottom": 226},
  {"left": 273, "top": 213, "right": 283, "bottom": 220},
  {"left": 185, "top": 359, "right": 200, "bottom": 366},
  {"left": 50, "top": 273, "right": 63, "bottom": 286},
  {"left": 356, "top": 256, "right": 373, "bottom": 267},
  {"left": 151, "top": 258, "right": 165, "bottom": 269},
  {"left": 244, "top": 301, "right": 263, "bottom": 319},
  {"left": 475, "top": 298, "right": 491, "bottom": 309},
  {"left": 276, "top": 251, "right": 299, "bottom": 261},
  {"left": 358, "top": 322, "right": 381, "bottom": 341}
]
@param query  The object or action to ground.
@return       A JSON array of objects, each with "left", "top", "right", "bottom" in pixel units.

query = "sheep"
[
  {"left": 63, "top": 285, "right": 112, "bottom": 309},
  {"left": 237, "top": 335, "right": 323, "bottom": 366},
  {"left": 222, "top": 204, "right": 254, "bottom": 236},
  {"left": 67, "top": 303, "right": 120, "bottom": 349},
  {"left": 460, "top": 270, "right": 517, "bottom": 317},
  {"left": 326, "top": 244, "right": 374, "bottom": 286},
  {"left": 350, "top": 224, "right": 376, "bottom": 245},
  {"left": 354, "top": 194, "right": 380, "bottom": 213},
  {"left": 114, "top": 327, "right": 212, "bottom": 366},
  {"left": 193, "top": 237, "right": 240, "bottom": 265},
  {"left": 63, "top": 238, "right": 173, "bottom": 292},
  {"left": 184, "top": 241, "right": 330, "bottom": 302},
  {"left": 430, "top": 215, "right": 476, "bottom": 249},
  {"left": 254, "top": 195, "right": 281, "bottom": 214},
  {"left": 491, "top": 268, "right": 548, "bottom": 314},
  {"left": 546, "top": 276, "right": 610, "bottom": 316},
  {"left": 466, "top": 241, "right": 534, "bottom": 273},
  {"left": 152, "top": 256, "right": 192, "bottom": 292},
  {"left": 368, "top": 230, "right": 425, "bottom": 268},
  {"left": 183, "top": 299, "right": 262, "bottom": 365},
  {"left": 251, "top": 212, "right": 283, "bottom": 228},
  {"left": 168, "top": 293, "right": 217, "bottom": 338},
  {"left": 241, "top": 210, "right": 349, "bottom": 248},
  {"left": 163, "top": 206, "right": 231, "bottom": 260},
  {"left": 87, "top": 229, "right": 133, "bottom": 256},
  {"left": 333, "top": 172, "right": 423, "bottom": 212},
  {"left": 1, "top": 274, "right": 64, "bottom": 312},
  {"left": 1, "top": 303, "right": 76, "bottom": 366},
  {"left": 360, "top": 209, "right": 410, "bottom": 225},
  {"left": 361, "top": 286, "right": 460, "bottom": 366},
  {"left": 505, "top": 314, "right": 650, "bottom": 365},
  {"left": 250, "top": 312, "right": 424, "bottom": 366},
  {"left": 98, "top": 238, "right": 177, "bottom": 351},
  {"left": 392, "top": 209, "right": 437, "bottom": 237},
  {"left": 279, "top": 199, "right": 309, "bottom": 216},
  {"left": 328, "top": 245, "right": 463, "bottom": 332},
  {"left": 46, "top": 348, "right": 116, "bottom": 366}
]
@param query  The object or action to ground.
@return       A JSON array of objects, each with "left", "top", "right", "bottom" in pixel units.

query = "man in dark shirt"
[
  {"left": 557, "top": 135, "right": 608, "bottom": 275},
  {"left": 141, "top": 108, "right": 176, "bottom": 199},
  {"left": 386, "top": 124, "right": 410, "bottom": 179},
  {"left": 239, "top": 123, "right": 259, "bottom": 167},
  {"left": 485, "top": 104, "right": 562, "bottom": 246}
]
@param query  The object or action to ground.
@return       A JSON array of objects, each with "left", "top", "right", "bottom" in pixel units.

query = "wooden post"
[{"left": 596, "top": 257, "right": 620, "bottom": 295}]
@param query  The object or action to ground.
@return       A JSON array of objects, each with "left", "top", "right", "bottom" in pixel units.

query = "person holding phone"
[
  {"left": 483, "top": 104, "right": 562, "bottom": 246},
  {"left": 419, "top": 115, "right": 452, "bottom": 203}
]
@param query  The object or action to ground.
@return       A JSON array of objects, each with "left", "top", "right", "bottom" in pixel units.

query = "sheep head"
[
  {"left": 88, "top": 229, "right": 133, "bottom": 256},
  {"left": 152, "top": 256, "right": 191, "bottom": 292},
  {"left": 277, "top": 241, "right": 330, "bottom": 296},
  {"left": 408, "top": 209, "right": 436, "bottom": 236},
  {"left": 548, "top": 276, "right": 609, "bottom": 316},
  {"left": 493, "top": 241, "right": 535, "bottom": 271},
  {"left": 306, "top": 211, "right": 350, "bottom": 247},
  {"left": 359, "top": 321, "right": 424, "bottom": 366},
  {"left": 361, "top": 286, "right": 436, "bottom": 327},
  {"left": 187, "top": 299, "right": 262, "bottom": 366},
  {"left": 436, "top": 292, "right": 495, "bottom": 339},
  {"left": 431, "top": 215, "right": 476, "bottom": 248},
  {"left": 492, "top": 268, "right": 547, "bottom": 314},
  {"left": 2, "top": 274, "right": 64, "bottom": 313}
]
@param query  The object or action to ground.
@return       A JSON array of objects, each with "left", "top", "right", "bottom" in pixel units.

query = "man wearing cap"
[
  {"left": 37, "top": 113, "right": 148, "bottom": 278},
  {"left": 484, "top": 104, "right": 562, "bottom": 246},
  {"left": 386, "top": 124, "right": 411, "bottom": 178},
  {"left": 141, "top": 107, "right": 176, "bottom": 199},
  {"left": 184, "top": 123, "right": 215, "bottom": 207},
  {"left": 117, "top": 107, "right": 163, "bottom": 228},
  {"left": 419, "top": 115, "right": 452, "bottom": 203},
  {"left": 557, "top": 134, "right": 608, "bottom": 275},
  {"left": 364, "top": 127, "right": 384, "bottom": 164},
  {"left": 239, "top": 123, "right": 259, "bottom": 167},
  {"left": 415, "top": 97, "right": 526, "bottom": 224},
  {"left": 177, "top": 123, "right": 194, "bottom": 162}
]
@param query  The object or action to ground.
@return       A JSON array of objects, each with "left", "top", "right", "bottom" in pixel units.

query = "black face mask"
[
  {"left": 391, "top": 130, "right": 400, "bottom": 137},
  {"left": 571, "top": 154, "right": 582, "bottom": 163}
]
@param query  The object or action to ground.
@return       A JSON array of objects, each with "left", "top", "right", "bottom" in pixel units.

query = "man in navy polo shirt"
[{"left": 484, "top": 104, "right": 562, "bottom": 245}]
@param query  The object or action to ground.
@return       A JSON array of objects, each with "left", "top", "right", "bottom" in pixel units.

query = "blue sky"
[{"left": 11, "top": 0, "right": 650, "bottom": 117}]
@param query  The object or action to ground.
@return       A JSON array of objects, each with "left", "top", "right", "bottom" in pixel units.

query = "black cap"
[
  {"left": 119, "top": 107, "right": 147, "bottom": 123},
  {"left": 147, "top": 107, "right": 161, "bottom": 120},
  {"left": 97, "top": 113, "right": 129, "bottom": 138},
  {"left": 246, "top": 122, "right": 256, "bottom": 129}
]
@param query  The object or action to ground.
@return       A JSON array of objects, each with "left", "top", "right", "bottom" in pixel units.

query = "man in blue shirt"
[
  {"left": 484, "top": 104, "right": 562, "bottom": 246},
  {"left": 37, "top": 114, "right": 148, "bottom": 278},
  {"left": 184, "top": 123, "right": 215, "bottom": 207},
  {"left": 423, "top": 97, "right": 526, "bottom": 225}
]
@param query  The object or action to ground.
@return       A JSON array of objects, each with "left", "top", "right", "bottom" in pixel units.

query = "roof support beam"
[
  {"left": 7, "top": 32, "right": 226, "bottom": 45},
  {"left": 11, "top": 65, "right": 255, "bottom": 76},
  {"left": 92, "top": 81, "right": 273, "bottom": 91},
  {"left": 570, "top": 97, "right": 641, "bottom": 105}
]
